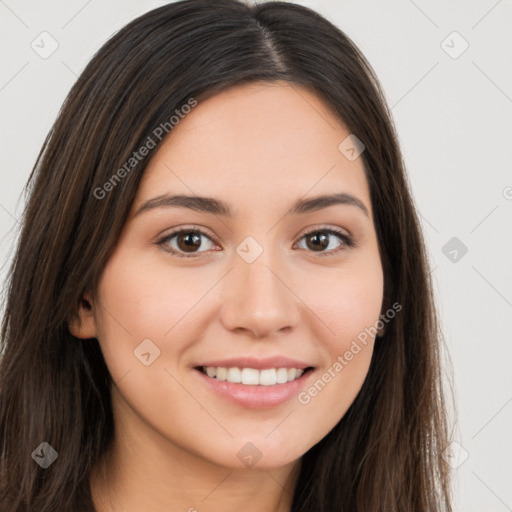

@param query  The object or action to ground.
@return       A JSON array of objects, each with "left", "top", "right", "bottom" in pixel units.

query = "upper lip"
[{"left": 195, "top": 356, "right": 314, "bottom": 370}]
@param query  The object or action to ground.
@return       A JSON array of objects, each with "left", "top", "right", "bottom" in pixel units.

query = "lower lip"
[{"left": 194, "top": 368, "right": 314, "bottom": 409}]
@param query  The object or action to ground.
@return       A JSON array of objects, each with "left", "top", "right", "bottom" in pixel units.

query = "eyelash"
[{"left": 156, "top": 225, "right": 356, "bottom": 259}]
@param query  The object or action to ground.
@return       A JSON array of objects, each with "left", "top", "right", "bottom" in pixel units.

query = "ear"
[{"left": 68, "top": 292, "right": 98, "bottom": 339}]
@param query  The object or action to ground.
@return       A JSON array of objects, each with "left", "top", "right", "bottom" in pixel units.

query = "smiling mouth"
[{"left": 195, "top": 366, "right": 314, "bottom": 386}]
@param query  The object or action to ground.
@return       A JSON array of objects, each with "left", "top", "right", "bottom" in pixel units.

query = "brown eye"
[
  {"left": 158, "top": 226, "right": 355, "bottom": 259},
  {"left": 175, "top": 232, "right": 203, "bottom": 252},
  {"left": 158, "top": 228, "right": 216, "bottom": 257},
  {"left": 296, "top": 228, "right": 355, "bottom": 256},
  {"left": 304, "top": 232, "right": 330, "bottom": 252}
]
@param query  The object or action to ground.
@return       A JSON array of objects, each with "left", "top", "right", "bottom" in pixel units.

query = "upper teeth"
[{"left": 203, "top": 367, "right": 305, "bottom": 385}]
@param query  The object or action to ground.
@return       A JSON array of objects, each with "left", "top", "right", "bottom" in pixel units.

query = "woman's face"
[{"left": 80, "top": 81, "right": 384, "bottom": 470}]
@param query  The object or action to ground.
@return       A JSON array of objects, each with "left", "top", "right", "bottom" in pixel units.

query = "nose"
[{"left": 219, "top": 244, "right": 301, "bottom": 339}]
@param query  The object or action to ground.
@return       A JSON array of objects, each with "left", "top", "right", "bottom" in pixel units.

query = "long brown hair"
[{"left": 0, "top": 0, "right": 454, "bottom": 510}]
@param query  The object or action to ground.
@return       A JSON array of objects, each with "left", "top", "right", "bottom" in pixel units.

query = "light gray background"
[{"left": 1, "top": 1, "right": 511, "bottom": 510}]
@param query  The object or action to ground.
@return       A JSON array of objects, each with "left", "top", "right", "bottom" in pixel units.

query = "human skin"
[{"left": 70, "top": 81, "right": 384, "bottom": 512}]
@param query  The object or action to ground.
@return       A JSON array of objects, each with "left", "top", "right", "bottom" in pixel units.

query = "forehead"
[{"left": 132, "top": 81, "right": 371, "bottom": 218}]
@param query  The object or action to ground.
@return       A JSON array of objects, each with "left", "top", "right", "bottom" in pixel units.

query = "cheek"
[
  {"left": 292, "top": 249, "right": 383, "bottom": 422},
  {"left": 95, "top": 248, "right": 212, "bottom": 341},
  {"left": 302, "top": 246, "right": 384, "bottom": 350},
  {"left": 92, "top": 248, "right": 223, "bottom": 390}
]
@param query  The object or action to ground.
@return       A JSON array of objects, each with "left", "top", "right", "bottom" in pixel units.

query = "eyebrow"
[{"left": 133, "top": 192, "right": 369, "bottom": 218}]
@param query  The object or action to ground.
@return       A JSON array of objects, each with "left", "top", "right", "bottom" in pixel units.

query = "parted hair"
[{"left": 0, "top": 1, "right": 454, "bottom": 510}]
